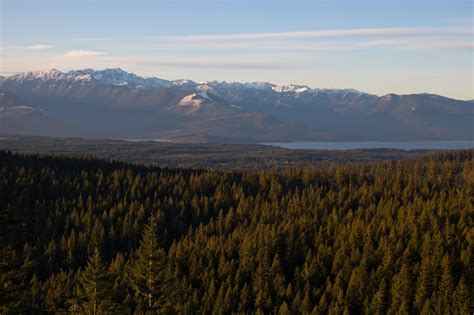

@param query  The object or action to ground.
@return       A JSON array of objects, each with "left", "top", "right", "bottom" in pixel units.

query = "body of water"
[
  {"left": 123, "top": 138, "right": 171, "bottom": 143},
  {"left": 263, "top": 141, "right": 474, "bottom": 150}
]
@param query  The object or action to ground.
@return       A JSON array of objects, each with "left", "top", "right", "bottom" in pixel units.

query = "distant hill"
[
  {"left": 1, "top": 68, "right": 472, "bottom": 143},
  {"left": 0, "top": 91, "right": 96, "bottom": 138}
]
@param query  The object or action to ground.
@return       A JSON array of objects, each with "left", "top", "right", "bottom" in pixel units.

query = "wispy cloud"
[
  {"left": 27, "top": 44, "right": 55, "bottom": 50},
  {"left": 160, "top": 27, "right": 473, "bottom": 42},
  {"left": 65, "top": 50, "right": 106, "bottom": 57},
  {"left": 61, "top": 27, "right": 471, "bottom": 53},
  {"left": 0, "top": 44, "right": 55, "bottom": 51},
  {"left": 275, "top": 39, "right": 474, "bottom": 52},
  {"left": 37, "top": 26, "right": 473, "bottom": 44},
  {"left": 102, "top": 38, "right": 474, "bottom": 53}
]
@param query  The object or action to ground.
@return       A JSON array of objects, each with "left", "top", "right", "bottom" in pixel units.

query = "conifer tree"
[
  {"left": 0, "top": 247, "right": 25, "bottom": 313},
  {"left": 130, "top": 211, "right": 166, "bottom": 312},
  {"left": 453, "top": 277, "right": 471, "bottom": 314},
  {"left": 389, "top": 263, "right": 412, "bottom": 313},
  {"left": 371, "top": 281, "right": 387, "bottom": 315},
  {"left": 74, "top": 247, "right": 116, "bottom": 314}
]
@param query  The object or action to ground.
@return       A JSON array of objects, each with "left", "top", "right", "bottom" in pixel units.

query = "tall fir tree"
[
  {"left": 130, "top": 211, "right": 166, "bottom": 312},
  {"left": 73, "top": 247, "right": 116, "bottom": 314}
]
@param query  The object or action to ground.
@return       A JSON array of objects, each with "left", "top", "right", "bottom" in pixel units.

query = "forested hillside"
[{"left": 1, "top": 150, "right": 473, "bottom": 314}]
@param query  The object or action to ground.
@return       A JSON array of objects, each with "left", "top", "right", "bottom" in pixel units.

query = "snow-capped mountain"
[
  {"left": 7, "top": 69, "right": 66, "bottom": 82},
  {"left": 67, "top": 68, "right": 167, "bottom": 87},
  {"left": 1, "top": 68, "right": 472, "bottom": 142},
  {"left": 2, "top": 68, "right": 364, "bottom": 95},
  {"left": 4, "top": 68, "right": 169, "bottom": 87}
]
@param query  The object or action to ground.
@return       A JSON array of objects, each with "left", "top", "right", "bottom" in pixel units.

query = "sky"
[{"left": 1, "top": 0, "right": 473, "bottom": 99}]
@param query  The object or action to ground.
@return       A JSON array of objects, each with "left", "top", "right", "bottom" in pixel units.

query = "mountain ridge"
[
  {"left": 1, "top": 68, "right": 472, "bottom": 143},
  {"left": 3, "top": 68, "right": 470, "bottom": 101},
  {"left": 2, "top": 68, "right": 373, "bottom": 97}
]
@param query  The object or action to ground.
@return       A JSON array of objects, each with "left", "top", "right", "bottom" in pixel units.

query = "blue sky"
[{"left": 1, "top": 0, "right": 473, "bottom": 99}]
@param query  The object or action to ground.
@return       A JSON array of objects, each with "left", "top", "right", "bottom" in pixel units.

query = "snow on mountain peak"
[
  {"left": 171, "top": 79, "right": 197, "bottom": 87},
  {"left": 272, "top": 84, "right": 311, "bottom": 93},
  {"left": 65, "top": 68, "right": 170, "bottom": 87},
  {"left": 203, "top": 80, "right": 276, "bottom": 90},
  {"left": 178, "top": 92, "right": 213, "bottom": 107},
  {"left": 196, "top": 84, "right": 216, "bottom": 93},
  {"left": 37, "top": 68, "right": 63, "bottom": 77},
  {"left": 242, "top": 82, "right": 276, "bottom": 90},
  {"left": 73, "top": 74, "right": 93, "bottom": 82},
  {"left": 10, "top": 69, "right": 65, "bottom": 82},
  {"left": 3, "top": 68, "right": 373, "bottom": 99}
]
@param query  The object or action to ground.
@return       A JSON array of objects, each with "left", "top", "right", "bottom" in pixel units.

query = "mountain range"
[{"left": 0, "top": 68, "right": 472, "bottom": 143}]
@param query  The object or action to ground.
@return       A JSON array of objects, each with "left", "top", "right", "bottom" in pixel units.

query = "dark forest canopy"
[
  {"left": 1, "top": 150, "right": 473, "bottom": 314},
  {"left": 0, "top": 135, "right": 431, "bottom": 170}
]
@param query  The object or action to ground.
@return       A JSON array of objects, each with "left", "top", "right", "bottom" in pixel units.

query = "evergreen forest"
[{"left": 1, "top": 150, "right": 473, "bottom": 314}]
